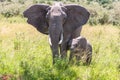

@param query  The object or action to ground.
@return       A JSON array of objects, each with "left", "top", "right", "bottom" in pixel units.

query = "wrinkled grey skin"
[
  {"left": 23, "top": 2, "right": 90, "bottom": 64},
  {"left": 69, "top": 36, "right": 92, "bottom": 65}
]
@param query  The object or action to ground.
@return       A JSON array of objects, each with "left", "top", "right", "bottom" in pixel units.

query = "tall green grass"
[{"left": 0, "top": 17, "right": 120, "bottom": 79}]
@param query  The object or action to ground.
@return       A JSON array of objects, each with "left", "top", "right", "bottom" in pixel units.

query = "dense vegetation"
[
  {"left": 0, "top": 0, "right": 120, "bottom": 80},
  {"left": 0, "top": 21, "right": 119, "bottom": 79},
  {"left": 0, "top": 0, "right": 120, "bottom": 26}
]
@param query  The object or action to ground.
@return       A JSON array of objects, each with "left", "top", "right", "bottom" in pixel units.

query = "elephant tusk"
[
  {"left": 58, "top": 33, "right": 63, "bottom": 44},
  {"left": 49, "top": 35, "right": 52, "bottom": 46}
]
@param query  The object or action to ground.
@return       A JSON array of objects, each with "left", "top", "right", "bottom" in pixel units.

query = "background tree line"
[{"left": 0, "top": 0, "right": 120, "bottom": 26}]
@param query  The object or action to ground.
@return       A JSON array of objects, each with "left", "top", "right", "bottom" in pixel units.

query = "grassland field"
[{"left": 0, "top": 17, "right": 120, "bottom": 80}]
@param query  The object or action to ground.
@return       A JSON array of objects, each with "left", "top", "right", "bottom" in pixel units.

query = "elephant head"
[{"left": 23, "top": 2, "right": 90, "bottom": 64}]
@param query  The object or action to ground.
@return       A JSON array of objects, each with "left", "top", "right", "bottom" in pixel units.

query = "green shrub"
[
  {"left": 0, "top": 0, "right": 120, "bottom": 25},
  {"left": 32, "top": 0, "right": 45, "bottom": 4},
  {"left": 109, "top": 2, "right": 120, "bottom": 26},
  {"left": 0, "top": 2, "right": 22, "bottom": 17},
  {"left": 87, "top": 2, "right": 103, "bottom": 25},
  {"left": 99, "top": 12, "right": 109, "bottom": 25}
]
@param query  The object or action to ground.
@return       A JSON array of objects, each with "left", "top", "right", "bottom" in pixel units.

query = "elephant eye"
[
  {"left": 46, "top": 12, "right": 49, "bottom": 19},
  {"left": 46, "top": 11, "right": 50, "bottom": 22},
  {"left": 73, "top": 44, "right": 78, "bottom": 48},
  {"left": 62, "top": 12, "right": 67, "bottom": 18},
  {"left": 78, "top": 45, "right": 81, "bottom": 48},
  {"left": 62, "top": 13, "right": 67, "bottom": 23}
]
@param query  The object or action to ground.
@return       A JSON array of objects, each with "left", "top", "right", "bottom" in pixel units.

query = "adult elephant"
[{"left": 23, "top": 2, "right": 90, "bottom": 64}]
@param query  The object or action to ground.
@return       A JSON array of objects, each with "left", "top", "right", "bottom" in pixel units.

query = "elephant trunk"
[
  {"left": 49, "top": 33, "right": 63, "bottom": 46},
  {"left": 48, "top": 25, "right": 63, "bottom": 64}
]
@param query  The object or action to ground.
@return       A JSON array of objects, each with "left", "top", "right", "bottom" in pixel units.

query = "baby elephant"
[{"left": 69, "top": 36, "right": 92, "bottom": 65}]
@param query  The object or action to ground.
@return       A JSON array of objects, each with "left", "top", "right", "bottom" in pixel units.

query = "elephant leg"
[
  {"left": 85, "top": 52, "right": 92, "bottom": 65},
  {"left": 76, "top": 55, "right": 81, "bottom": 61},
  {"left": 60, "top": 42, "right": 67, "bottom": 58},
  {"left": 69, "top": 51, "right": 74, "bottom": 61},
  {"left": 85, "top": 43, "right": 92, "bottom": 65},
  {"left": 50, "top": 45, "right": 59, "bottom": 64},
  {"left": 69, "top": 50, "right": 75, "bottom": 64}
]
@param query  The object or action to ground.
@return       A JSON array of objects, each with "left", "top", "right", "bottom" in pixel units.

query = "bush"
[
  {"left": 0, "top": 2, "right": 22, "bottom": 17},
  {"left": 109, "top": 2, "right": 120, "bottom": 26},
  {"left": 87, "top": 1, "right": 120, "bottom": 26},
  {"left": 0, "top": 0, "right": 120, "bottom": 26},
  {"left": 99, "top": 12, "right": 109, "bottom": 25},
  {"left": 87, "top": 2, "right": 104, "bottom": 25}
]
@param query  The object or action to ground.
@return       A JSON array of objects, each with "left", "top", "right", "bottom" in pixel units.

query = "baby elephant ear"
[
  {"left": 64, "top": 4, "right": 90, "bottom": 33},
  {"left": 23, "top": 4, "right": 49, "bottom": 35}
]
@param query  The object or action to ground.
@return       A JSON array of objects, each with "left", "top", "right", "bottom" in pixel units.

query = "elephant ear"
[
  {"left": 23, "top": 4, "right": 49, "bottom": 34},
  {"left": 64, "top": 4, "right": 90, "bottom": 33}
]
